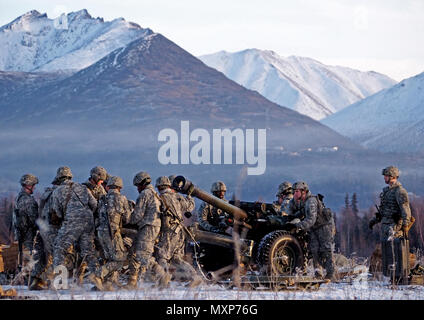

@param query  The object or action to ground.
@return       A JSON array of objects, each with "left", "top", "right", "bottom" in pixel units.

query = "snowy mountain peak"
[
  {"left": 199, "top": 49, "right": 397, "bottom": 120},
  {"left": 0, "top": 9, "right": 153, "bottom": 72},
  {"left": 322, "top": 71, "right": 424, "bottom": 153}
]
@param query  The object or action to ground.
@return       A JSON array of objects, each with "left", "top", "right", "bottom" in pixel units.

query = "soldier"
[
  {"left": 13, "top": 174, "right": 39, "bottom": 272},
  {"left": 95, "top": 176, "right": 132, "bottom": 290},
  {"left": 82, "top": 166, "right": 108, "bottom": 201},
  {"left": 273, "top": 181, "right": 293, "bottom": 216},
  {"left": 82, "top": 166, "right": 108, "bottom": 279},
  {"left": 369, "top": 166, "right": 412, "bottom": 283},
  {"left": 50, "top": 166, "right": 101, "bottom": 289},
  {"left": 29, "top": 174, "right": 61, "bottom": 290},
  {"left": 197, "top": 181, "right": 232, "bottom": 235},
  {"left": 125, "top": 171, "right": 169, "bottom": 289},
  {"left": 287, "top": 181, "right": 335, "bottom": 280},
  {"left": 369, "top": 166, "right": 411, "bottom": 240},
  {"left": 154, "top": 176, "right": 202, "bottom": 287}
]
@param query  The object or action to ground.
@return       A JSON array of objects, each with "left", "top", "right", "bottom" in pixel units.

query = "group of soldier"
[
  {"left": 13, "top": 166, "right": 202, "bottom": 291},
  {"left": 13, "top": 164, "right": 412, "bottom": 290}
]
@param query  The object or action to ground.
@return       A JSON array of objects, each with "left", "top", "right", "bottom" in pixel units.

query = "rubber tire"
[{"left": 256, "top": 230, "right": 304, "bottom": 276}]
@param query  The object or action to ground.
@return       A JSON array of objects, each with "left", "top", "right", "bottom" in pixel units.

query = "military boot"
[
  {"left": 88, "top": 274, "right": 104, "bottom": 291},
  {"left": 29, "top": 277, "right": 48, "bottom": 291},
  {"left": 77, "top": 262, "right": 88, "bottom": 285},
  {"left": 157, "top": 273, "right": 171, "bottom": 289},
  {"left": 187, "top": 276, "right": 204, "bottom": 288},
  {"left": 124, "top": 275, "right": 139, "bottom": 290}
]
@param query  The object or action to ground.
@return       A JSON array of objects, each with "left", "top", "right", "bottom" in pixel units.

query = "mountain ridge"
[{"left": 199, "top": 49, "right": 396, "bottom": 120}]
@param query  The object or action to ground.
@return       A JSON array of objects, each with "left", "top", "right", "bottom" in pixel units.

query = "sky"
[{"left": 0, "top": 0, "right": 423, "bottom": 81}]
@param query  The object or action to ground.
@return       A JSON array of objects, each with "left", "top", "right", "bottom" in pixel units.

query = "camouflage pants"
[
  {"left": 309, "top": 224, "right": 335, "bottom": 277},
  {"left": 96, "top": 229, "right": 127, "bottom": 280},
  {"left": 128, "top": 225, "right": 166, "bottom": 280},
  {"left": 31, "top": 222, "right": 61, "bottom": 278},
  {"left": 381, "top": 222, "right": 403, "bottom": 241},
  {"left": 19, "top": 228, "right": 37, "bottom": 252},
  {"left": 53, "top": 212, "right": 98, "bottom": 274},
  {"left": 156, "top": 230, "right": 197, "bottom": 281}
]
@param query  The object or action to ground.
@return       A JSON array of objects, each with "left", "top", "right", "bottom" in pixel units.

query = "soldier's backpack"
[{"left": 312, "top": 194, "right": 335, "bottom": 231}]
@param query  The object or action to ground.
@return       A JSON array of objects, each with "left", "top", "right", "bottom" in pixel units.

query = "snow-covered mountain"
[
  {"left": 199, "top": 49, "right": 396, "bottom": 120},
  {"left": 0, "top": 9, "right": 152, "bottom": 72},
  {"left": 322, "top": 72, "right": 424, "bottom": 154}
]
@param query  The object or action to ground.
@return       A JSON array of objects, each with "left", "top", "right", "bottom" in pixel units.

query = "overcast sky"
[{"left": 1, "top": 0, "right": 423, "bottom": 81}]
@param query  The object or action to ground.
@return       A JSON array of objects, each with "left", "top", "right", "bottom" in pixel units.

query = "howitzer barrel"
[{"left": 173, "top": 176, "right": 247, "bottom": 221}]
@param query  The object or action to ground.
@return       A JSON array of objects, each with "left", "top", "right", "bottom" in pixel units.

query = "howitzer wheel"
[{"left": 256, "top": 230, "right": 304, "bottom": 276}]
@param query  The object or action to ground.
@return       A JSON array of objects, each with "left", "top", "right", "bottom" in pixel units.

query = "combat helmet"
[
  {"left": 53, "top": 166, "right": 73, "bottom": 183},
  {"left": 276, "top": 181, "right": 292, "bottom": 197},
  {"left": 382, "top": 166, "right": 399, "bottom": 178},
  {"left": 133, "top": 171, "right": 151, "bottom": 186},
  {"left": 107, "top": 176, "right": 123, "bottom": 188},
  {"left": 90, "top": 166, "right": 107, "bottom": 183},
  {"left": 211, "top": 181, "right": 227, "bottom": 193},
  {"left": 292, "top": 181, "right": 309, "bottom": 191},
  {"left": 155, "top": 176, "right": 171, "bottom": 188},
  {"left": 20, "top": 174, "right": 39, "bottom": 186}
]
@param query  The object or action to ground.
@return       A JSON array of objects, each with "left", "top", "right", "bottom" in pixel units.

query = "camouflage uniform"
[
  {"left": 197, "top": 200, "right": 230, "bottom": 234},
  {"left": 371, "top": 181, "right": 411, "bottom": 241},
  {"left": 95, "top": 177, "right": 132, "bottom": 284},
  {"left": 273, "top": 181, "right": 293, "bottom": 216},
  {"left": 155, "top": 184, "right": 197, "bottom": 281},
  {"left": 82, "top": 179, "right": 106, "bottom": 202},
  {"left": 51, "top": 179, "right": 99, "bottom": 275},
  {"left": 274, "top": 194, "right": 293, "bottom": 216},
  {"left": 288, "top": 185, "right": 335, "bottom": 279},
  {"left": 81, "top": 167, "right": 108, "bottom": 276},
  {"left": 30, "top": 185, "right": 58, "bottom": 283},
  {"left": 127, "top": 182, "right": 164, "bottom": 284},
  {"left": 13, "top": 187, "right": 39, "bottom": 251}
]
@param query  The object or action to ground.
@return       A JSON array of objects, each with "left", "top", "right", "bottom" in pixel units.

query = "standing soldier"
[
  {"left": 125, "top": 171, "right": 169, "bottom": 289},
  {"left": 95, "top": 176, "right": 132, "bottom": 290},
  {"left": 13, "top": 174, "right": 39, "bottom": 272},
  {"left": 81, "top": 166, "right": 108, "bottom": 280},
  {"left": 287, "top": 181, "right": 335, "bottom": 280},
  {"left": 29, "top": 174, "right": 61, "bottom": 290},
  {"left": 273, "top": 181, "right": 293, "bottom": 216},
  {"left": 154, "top": 176, "right": 202, "bottom": 287},
  {"left": 369, "top": 166, "right": 412, "bottom": 283},
  {"left": 197, "top": 181, "right": 232, "bottom": 235},
  {"left": 82, "top": 166, "right": 108, "bottom": 201},
  {"left": 50, "top": 166, "right": 101, "bottom": 289}
]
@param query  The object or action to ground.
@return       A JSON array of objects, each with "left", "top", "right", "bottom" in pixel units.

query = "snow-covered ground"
[{"left": 4, "top": 275, "right": 424, "bottom": 300}]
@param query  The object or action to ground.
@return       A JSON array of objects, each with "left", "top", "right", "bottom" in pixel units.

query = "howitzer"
[
  {"left": 172, "top": 176, "right": 308, "bottom": 277},
  {"left": 172, "top": 176, "right": 248, "bottom": 222}
]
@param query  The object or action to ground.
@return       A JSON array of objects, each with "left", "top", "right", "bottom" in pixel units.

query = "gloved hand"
[
  {"left": 369, "top": 220, "right": 376, "bottom": 230},
  {"left": 402, "top": 224, "right": 408, "bottom": 236},
  {"left": 123, "top": 237, "right": 133, "bottom": 248}
]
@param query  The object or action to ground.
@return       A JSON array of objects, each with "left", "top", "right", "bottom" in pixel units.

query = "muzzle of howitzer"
[{"left": 173, "top": 176, "right": 247, "bottom": 221}]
